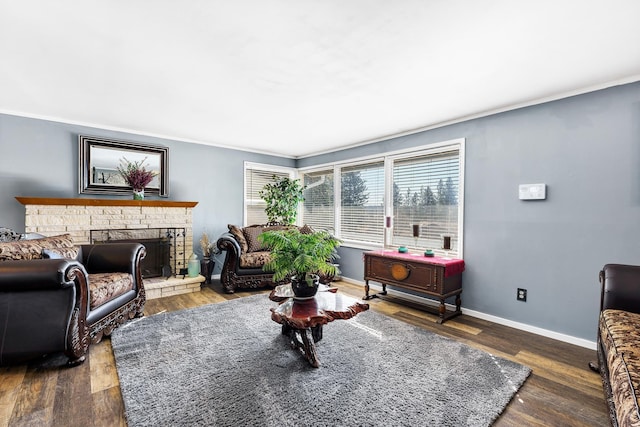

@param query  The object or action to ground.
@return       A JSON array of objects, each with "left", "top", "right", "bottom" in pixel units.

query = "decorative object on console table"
[{"left": 363, "top": 249, "right": 464, "bottom": 323}]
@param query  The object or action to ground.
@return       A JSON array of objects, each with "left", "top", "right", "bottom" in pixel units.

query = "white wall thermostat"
[{"left": 519, "top": 183, "right": 546, "bottom": 200}]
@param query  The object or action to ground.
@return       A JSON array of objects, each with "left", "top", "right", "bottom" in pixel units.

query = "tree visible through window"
[
  {"left": 392, "top": 151, "right": 460, "bottom": 257},
  {"left": 340, "top": 162, "right": 385, "bottom": 245}
]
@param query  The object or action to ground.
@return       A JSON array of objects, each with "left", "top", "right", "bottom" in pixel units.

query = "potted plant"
[
  {"left": 117, "top": 157, "right": 157, "bottom": 200},
  {"left": 259, "top": 176, "right": 305, "bottom": 225},
  {"left": 260, "top": 228, "right": 340, "bottom": 299}
]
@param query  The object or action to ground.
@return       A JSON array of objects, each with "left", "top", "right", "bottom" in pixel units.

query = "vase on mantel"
[{"left": 133, "top": 189, "right": 145, "bottom": 200}]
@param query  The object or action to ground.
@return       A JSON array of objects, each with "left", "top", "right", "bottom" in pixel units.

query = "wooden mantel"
[{"left": 15, "top": 197, "right": 198, "bottom": 208}]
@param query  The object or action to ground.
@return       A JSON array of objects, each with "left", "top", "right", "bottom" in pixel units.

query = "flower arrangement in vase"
[{"left": 117, "top": 157, "right": 157, "bottom": 200}]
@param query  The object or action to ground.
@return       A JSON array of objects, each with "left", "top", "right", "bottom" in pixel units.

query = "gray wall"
[
  {"left": 2, "top": 81, "right": 638, "bottom": 342},
  {"left": 0, "top": 114, "right": 295, "bottom": 271},
  {"left": 300, "top": 82, "right": 640, "bottom": 342}
]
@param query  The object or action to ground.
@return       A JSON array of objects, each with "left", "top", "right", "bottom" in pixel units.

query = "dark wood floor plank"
[
  {"left": 9, "top": 361, "right": 60, "bottom": 427},
  {"left": 92, "top": 387, "right": 126, "bottom": 427},
  {"left": 52, "top": 356, "right": 94, "bottom": 427},
  {"left": 0, "top": 365, "right": 27, "bottom": 427}
]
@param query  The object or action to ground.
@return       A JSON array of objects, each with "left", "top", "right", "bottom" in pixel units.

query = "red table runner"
[{"left": 365, "top": 249, "right": 465, "bottom": 277}]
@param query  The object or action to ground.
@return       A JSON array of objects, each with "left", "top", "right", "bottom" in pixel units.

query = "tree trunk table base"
[{"left": 270, "top": 284, "right": 369, "bottom": 368}]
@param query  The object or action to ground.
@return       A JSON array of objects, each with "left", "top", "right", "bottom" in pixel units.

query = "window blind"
[
  {"left": 340, "top": 161, "right": 385, "bottom": 245},
  {"left": 244, "top": 167, "right": 292, "bottom": 226},
  {"left": 301, "top": 169, "right": 334, "bottom": 232},
  {"left": 391, "top": 150, "right": 460, "bottom": 257}
]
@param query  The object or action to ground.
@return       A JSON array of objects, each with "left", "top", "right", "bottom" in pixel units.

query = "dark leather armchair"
[
  {"left": 217, "top": 231, "right": 277, "bottom": 293},
  {"left": 0, "top": 258, "right": 89, "bottom": 365},
  {"left": 0, "top": 242, "right": 146, "bottom": 366}
]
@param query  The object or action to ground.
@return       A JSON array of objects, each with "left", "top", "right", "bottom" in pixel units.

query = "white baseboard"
[{"left": 340, "top": 277, "right": 596, "bottom": 350}]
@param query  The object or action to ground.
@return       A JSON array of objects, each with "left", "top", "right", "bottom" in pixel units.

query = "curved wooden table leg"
[
  {"left": 283, "top": 326, "right": 321, "bottom": 368},
  {"left": 300, "top": 328, "right": 320, "bottom": 368}
]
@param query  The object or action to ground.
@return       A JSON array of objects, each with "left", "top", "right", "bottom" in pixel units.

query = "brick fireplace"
[{"left": 16, "top": 197, "right": 204, "bottom": 299}]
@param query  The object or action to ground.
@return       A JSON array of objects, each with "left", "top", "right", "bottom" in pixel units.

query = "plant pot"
[
  {"left": 200, "top": 256, "right": 214, "bottom": 284},
  {"left": 291, "top": 274, "right": 320, "bottom": 300}
]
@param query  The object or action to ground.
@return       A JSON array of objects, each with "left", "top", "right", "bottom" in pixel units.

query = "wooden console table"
[{"left": 363, "top": 250, "right": 465, "bottom": 323}]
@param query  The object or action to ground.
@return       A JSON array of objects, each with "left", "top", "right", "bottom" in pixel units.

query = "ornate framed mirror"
[{"left": 78, "top": 135, "right": 169, "bottom": 197}]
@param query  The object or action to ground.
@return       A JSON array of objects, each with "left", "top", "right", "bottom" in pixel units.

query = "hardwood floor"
[{"left": 0, "top": 280, "right": 609, "bottom": 426}]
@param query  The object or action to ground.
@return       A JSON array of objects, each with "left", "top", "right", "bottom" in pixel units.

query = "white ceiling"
[{"left": 1, "top": 1, "right": 639, "bottom": 158}]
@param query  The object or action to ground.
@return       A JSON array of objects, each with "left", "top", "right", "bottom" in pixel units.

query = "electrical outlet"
[{"left": 517, "top": 288, "right": 527, "bottom": 302}]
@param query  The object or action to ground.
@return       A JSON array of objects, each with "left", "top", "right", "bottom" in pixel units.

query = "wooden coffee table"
[{"left": 269, "top": 284, "right": 369, "bottom": 368}]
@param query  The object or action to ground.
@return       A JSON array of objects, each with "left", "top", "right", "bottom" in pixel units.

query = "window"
[
  {"left": 391, "top": 150, "right": 461, "bottom": 257},
  {"left": 340, "top": 161, "right": 385, "bottom": 245},
  {"left": 300, "top": 139, "right": 464, "bottom": 257},
  {"left": 244, "top": 163, "right": 296, "bottom": 226},
  {"left": 302, "top": 169, "right": 334, "bottom": 232}
]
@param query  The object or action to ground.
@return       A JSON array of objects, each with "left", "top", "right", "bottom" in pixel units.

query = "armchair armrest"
[
  {"left": 599, "top": 264, "right": 640, "bottom": 313},
  {"left": 0, "top": 259, "right": 87, "bottom": 291},
  {"left": 80, "top": 243, "right": 146, "bottom": 274},
  {"left": 217, "top": 233, "right": 241, "bottom": 257}
]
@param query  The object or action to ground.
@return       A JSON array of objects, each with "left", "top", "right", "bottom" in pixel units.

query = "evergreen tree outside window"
[{"left": 340, "top": 162, "right": 385, "bottom": 245}]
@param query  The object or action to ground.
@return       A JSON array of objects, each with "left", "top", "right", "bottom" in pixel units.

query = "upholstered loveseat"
[
  {"left": 217, "top": 223, "right": 336, "bottom": 294},
  {"left": 590, "top": 264, "right": 640, "bottom": 426},
  {"left": 0, "top": 233, "right": 146, "bottom": 365}
]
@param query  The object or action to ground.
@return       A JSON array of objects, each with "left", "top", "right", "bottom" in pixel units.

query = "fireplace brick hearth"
[{"left": 16, "top": 197, "right": 204, "bottom": 299}]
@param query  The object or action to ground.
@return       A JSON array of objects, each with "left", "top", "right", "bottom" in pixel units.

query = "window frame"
[{"left": 298, "top": 138, "right": 465, "bottom": 257}]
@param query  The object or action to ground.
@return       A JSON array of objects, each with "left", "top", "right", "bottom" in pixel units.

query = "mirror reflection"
[{"left": 90, "top": 146, "right": 161, "bottom": 189}]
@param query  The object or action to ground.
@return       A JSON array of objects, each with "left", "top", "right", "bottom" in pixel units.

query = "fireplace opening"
[{"left": 90, "top": 228, "right": 186, "bottom": 279}]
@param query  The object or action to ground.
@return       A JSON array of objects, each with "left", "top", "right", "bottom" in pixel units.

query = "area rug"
[{"left": 111, "top": 294, "right": 530, "bottom": 426}]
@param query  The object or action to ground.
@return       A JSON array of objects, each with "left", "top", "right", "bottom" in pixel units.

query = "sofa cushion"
[
  {"left": 244, "top": 225, "right": 294, "bottom": 252},
  {"left": 228, "top": 224, "right": 249, "bottom": 253},
  {"left": 299, "top": 224, "right": 315, "bottom": 234},
  {"left": 42, "top": 246, "right": 82, "bottom": 261},
  {"left": 239, "top": 251, "right": 271, "bottom": 268},
  {"left": 88, "top": 272, "right": 134, "bottom": 310},
  {"left": 243, "top": 226, "right": 267, "bottom": 252},
  {"left": 0, "top": 234, "right": 74, "bottom": 261},
  {"left": 600, "top": 309, "right": 640, "bottom": 358}
]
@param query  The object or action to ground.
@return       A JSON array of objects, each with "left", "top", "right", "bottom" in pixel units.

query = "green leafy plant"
[
  {"left": 259, "top": 176, "right": 305, "bottom": 225},
  {"left": 260, "top": 228, "right": 341, "bottom": 284}
]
